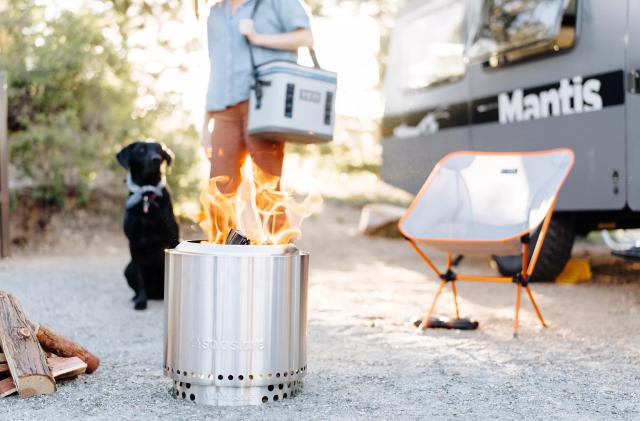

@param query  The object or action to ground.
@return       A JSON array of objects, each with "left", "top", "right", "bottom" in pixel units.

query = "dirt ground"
[{"left": 1, "top": 202, "right": 639, "bottom": 420}]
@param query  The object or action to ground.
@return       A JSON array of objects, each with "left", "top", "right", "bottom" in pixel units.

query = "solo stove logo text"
[
  {"left": 191, "top": 337, "right": 265, "bottom": 351},
  {"left": 498, "top": 76, "right": 602, "bottom": 124}
]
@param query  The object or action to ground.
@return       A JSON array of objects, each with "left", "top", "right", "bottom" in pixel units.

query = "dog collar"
[{"left": 125, "top": 174, "right": 165, "bottom": 211}]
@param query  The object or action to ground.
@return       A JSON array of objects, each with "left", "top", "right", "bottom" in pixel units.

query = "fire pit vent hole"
[
  {"left": 239, "top": 375, "right": 244, "bottom": 380},
  {"left": 273, "top": 395, "right": 279, "bottom": 401},
  {"left": 262, "top": 396, "right": 268, "bottom": 403},
  {"left": 228, "top": 375, "right": 233, "bottom": 380},
  {"left": 190, "top": 394, "right": 196, "bottom": 401}
]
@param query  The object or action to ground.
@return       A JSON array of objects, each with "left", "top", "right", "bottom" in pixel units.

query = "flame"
[{"left": 199, "top": 158, "right": 322, "bottom": 245}]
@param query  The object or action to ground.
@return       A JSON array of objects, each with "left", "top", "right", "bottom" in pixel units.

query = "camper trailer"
[{"left": 383, "top": 0, "right": 640, "bottom": 279}]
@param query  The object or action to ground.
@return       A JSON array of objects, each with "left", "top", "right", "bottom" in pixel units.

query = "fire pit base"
[
  {"left": 170, "top": 379, "right": 304, "bottom": 406},
  {"left": 164, "top": 241, "right": 309, "bottom": 407}
]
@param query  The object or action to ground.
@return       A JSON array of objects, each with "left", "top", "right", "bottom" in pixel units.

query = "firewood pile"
[{"left": 0, "top": 291, "right": 100, "bottom": 398}]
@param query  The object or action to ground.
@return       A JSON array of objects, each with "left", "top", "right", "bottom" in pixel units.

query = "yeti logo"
[
  {"left": 300, "top": 89, "right": 321, "bottom": 103},
  {"left": 498, "top": 76, "right": 603, "bottom": 124}
]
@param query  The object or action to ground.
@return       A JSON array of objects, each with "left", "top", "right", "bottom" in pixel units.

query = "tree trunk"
[{"left": 0, "top": 292, "right": 55, "bottom": 397}]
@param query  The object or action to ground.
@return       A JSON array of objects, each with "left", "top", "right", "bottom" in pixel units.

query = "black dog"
[{"left": 117, "top": 141, "right": 179, "bottom": 310}]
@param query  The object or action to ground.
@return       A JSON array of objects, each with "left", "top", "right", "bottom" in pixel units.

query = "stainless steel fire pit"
[{"left": 163, "top": 241, "right": 309, "bottom": 406}]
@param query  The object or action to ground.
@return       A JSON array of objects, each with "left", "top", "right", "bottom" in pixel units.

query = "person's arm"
[{"left": 239, "top": 20, "right": 313, "bottom": 51}]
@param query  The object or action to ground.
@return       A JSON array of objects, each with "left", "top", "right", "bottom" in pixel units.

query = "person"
[{"left": 200, "top": 0, "right": 314, "bottom": 194}]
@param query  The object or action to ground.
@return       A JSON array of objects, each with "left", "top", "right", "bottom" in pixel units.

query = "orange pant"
[{"left": 208, "top": 101, "right": 284, "bottom": 193}]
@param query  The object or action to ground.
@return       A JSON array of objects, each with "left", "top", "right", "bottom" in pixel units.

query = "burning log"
[
  {"left": 225, "top": 229, "right": 251, "bottom": 245},
  {"left": 200, "top": 158, "right": 322, "bottom": 245},
  {"left": 0, "top": 292, "right": 56, "bottom": 397},
  {"left": 0, "top": 291, "right": 98, "bottom": 399},
  {"left": 30, "top": 322, "right": 100, "bottom": 374}
]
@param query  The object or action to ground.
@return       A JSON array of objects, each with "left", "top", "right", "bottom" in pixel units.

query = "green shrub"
[{"left": 0, "top": 0, "right": 201, "bottom": 210}]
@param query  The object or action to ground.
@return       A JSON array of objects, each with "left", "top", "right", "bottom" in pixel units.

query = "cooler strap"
[
  {"left": 246, "top": 0, "right": 321, "bottom": 107},
  {"left": 246, "top": 0, "right": 321, "bottom": 74}
]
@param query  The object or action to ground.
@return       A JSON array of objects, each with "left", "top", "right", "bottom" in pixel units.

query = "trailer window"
[
  {"left": 396, "top": 0, "right": 466, "bottom": 90},
  {"left": 467, "top": 0, "right": 578, "bottom": 67}
]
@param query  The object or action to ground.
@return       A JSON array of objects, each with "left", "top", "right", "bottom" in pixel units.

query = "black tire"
[{"left": 493, "top": 215, "right": 575, "bottom": 282}]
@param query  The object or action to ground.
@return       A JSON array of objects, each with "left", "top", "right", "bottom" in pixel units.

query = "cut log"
[
  {"left": 47, "top": 356, "right": 87, "bottom": 380},
  {"left": 0, "top": 362, "right": 8, "bottom": 374},
  {"left": 0, "top": 292, "right": 56, "bottom": 397},
  {"left": 0, "top": 377, "right": 16, "bottom": 397},
  {"left": 0, "top": 352, "right": 6, "bottom": 363},
  {"left": 30, "top": 323, "right": 99, "bottom": 374}
]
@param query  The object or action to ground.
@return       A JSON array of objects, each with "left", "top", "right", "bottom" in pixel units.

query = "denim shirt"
[{"left": 205, "top": 0, "right": 311, "bottom": 112}]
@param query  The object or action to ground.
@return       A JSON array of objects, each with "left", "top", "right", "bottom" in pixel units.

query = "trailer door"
[
  {"left": 466, "top": 0, "right": 627, "bottom": 212},
  {"left": 626, "top": 0, "right": 640, "bottom": 210}
]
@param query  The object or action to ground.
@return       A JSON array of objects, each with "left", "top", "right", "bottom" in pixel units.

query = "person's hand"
[
  {"left": 239, "top": 19, "right": 263, "bottom": 45},
  {"left": 239, "top": 19, "right": 255, "bottom": 36}
]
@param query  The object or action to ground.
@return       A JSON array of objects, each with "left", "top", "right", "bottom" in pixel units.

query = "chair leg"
[
  {"left": 421, "top": 280, "right": 446, "bottom": 328},
  {"left": 525, "top": 286, "right": 547, "bottom": 328},
  {"left": 513, "top": 283, "right": 522, "bottom": 338},
  {"left": 450, "top": 281, "right": 460, "bottom": 320}
]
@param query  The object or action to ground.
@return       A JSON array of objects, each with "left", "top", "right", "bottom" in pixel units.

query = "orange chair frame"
[{"left": 407, "top": 200, "right": 557, "bottom": 337}]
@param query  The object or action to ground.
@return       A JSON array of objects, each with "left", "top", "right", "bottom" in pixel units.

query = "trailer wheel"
[{"left": 493, "top": 215, "right": 575, "bottom": 282}]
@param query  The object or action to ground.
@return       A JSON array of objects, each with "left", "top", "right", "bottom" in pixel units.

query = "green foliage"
[{"left": 0, "top": 0, "right": 201, "bottom": 209}]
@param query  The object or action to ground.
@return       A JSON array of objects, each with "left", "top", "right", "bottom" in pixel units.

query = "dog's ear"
[
  {"left": 160, "top": 144, "right": 174, "bottom": 166},
  {"left": 116, "top": 143, "right": 136, "bottom": 169}
]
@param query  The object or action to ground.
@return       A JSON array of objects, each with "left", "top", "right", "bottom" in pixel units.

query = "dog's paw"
[{"left": 134, "top": 300, "right": 147, "bottom": 310}]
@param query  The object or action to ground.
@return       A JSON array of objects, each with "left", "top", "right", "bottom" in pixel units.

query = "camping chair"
[{"left": 400, "top": 149, "right": 575, "bottom": 336}]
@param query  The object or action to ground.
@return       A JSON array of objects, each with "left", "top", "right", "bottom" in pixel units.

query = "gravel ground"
[{"left": 1, "top": 203, "right": 639, "bottom": 420}]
